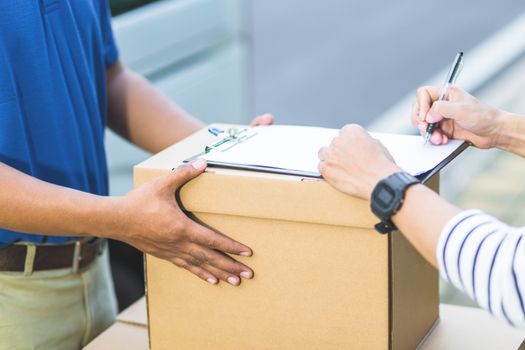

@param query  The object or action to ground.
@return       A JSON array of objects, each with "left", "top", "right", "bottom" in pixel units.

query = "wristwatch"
[{"left": 370, "top": 172, "right": 420, "bottom": 234}]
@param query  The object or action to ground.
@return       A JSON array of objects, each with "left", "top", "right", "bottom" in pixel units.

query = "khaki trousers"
[{"left": 0, "top": 244, "right": 118, "bottom": 349}]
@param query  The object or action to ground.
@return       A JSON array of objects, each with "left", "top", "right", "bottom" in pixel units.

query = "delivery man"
[
  {"left": 0, "top": 1, "right": 271, "bottom": 348},
  {"left": 319, "top": 85, "right": 525, "bottom": 327}
]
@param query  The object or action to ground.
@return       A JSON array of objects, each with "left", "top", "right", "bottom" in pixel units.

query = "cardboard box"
[
  {"left": 84, "top": 298, "right": 525, "bottom": 350},
  {"left": 84, "top": 298, "right": 149, "bottom": 350},
  {"left": 134, "top": 124, "right": 439, "bottom": 350}
]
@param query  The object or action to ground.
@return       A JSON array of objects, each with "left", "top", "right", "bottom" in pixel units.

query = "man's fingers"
[
  {"left": 171, "top": 257, "right": 218, "bottom": 285},
  {"left": 165, "top": 159, "right": 207, "bottom": 190},
  {"left": 202, "top": 264, "right": 242, "bottom": 286},
  {"left": 188, "top": 244, "right": 253, "bottom": 278},
  {"left": 250, "top": 114, "right": 274, "bottom": 126},
  {"left": 181, "top": 244, "right": 253, "bottom": 286},
  {"left": 186, "top": 265, "right": 219, "bottom": 285},
  {"left": 188, "top": 222, "right": 252, "bottom": 257}
]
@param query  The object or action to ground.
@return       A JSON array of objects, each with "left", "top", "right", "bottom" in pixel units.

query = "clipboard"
[
  {"left": 183, "top": 125, "right": 469, "bottom": 181},
  {"left": 413, "top": 141, "right": 469, "bottom": 182},
  {"left": 184, "top": 127, "right": 321, "bottom": 177}
]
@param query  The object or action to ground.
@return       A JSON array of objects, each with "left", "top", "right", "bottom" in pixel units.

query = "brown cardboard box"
[
  {"left": 84, "top": 298, "right": 525, "bottom": 350},
  {"left": 84, "top": 298, "right": 149, "bottom": 350},
  {"left": 133, "top": 124, "right": 439, "bottom": 350}
]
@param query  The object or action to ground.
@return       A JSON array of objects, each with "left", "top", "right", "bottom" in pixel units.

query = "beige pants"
[{"left": 0, "top": 244, "right": 118, "bottom": 350}]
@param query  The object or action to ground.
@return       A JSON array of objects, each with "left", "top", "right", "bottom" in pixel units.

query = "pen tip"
[{"left": 423, "top": 133, "right": 431, "bottom": 146}]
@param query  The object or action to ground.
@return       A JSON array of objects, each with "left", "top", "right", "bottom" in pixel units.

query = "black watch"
[{"left": 370, "top": 172, "right": 420, "bottom": 234}]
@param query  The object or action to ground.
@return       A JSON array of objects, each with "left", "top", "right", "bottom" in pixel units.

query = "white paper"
[{"left": 202, "top": 125, "right": 463, "bottom": 177}]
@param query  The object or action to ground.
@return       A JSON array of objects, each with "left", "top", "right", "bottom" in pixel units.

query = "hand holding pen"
[
  {"left": 411, "top": 63, "right": 505, "bottom": 149},
  {"left": 424, "top": 52, "right": 464, "bottom": 145}
]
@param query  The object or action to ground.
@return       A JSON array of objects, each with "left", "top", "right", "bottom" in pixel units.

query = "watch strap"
[
  {"left": 374, "top": 220, "right": 396, "bottom": 234},
  {"left": 371, "top": 172, "right": 420, "bottom": 234}
]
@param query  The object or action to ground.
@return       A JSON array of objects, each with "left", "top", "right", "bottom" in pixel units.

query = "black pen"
[{"left": 424, "top": 52, "right": 464, "bottom": 145}]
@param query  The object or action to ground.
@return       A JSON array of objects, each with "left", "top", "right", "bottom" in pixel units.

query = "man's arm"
[
  {"left": 0, "top": 162, "right": 117, "bottom": 238},
  {"left": 0, "top": 161, "right": 254, "bottom": 285},
  {"left": 106, "top": 61, "right": 204, "bottom": 153},
  {"left": 105, "top": 61, "right": 274, "bottom": 153}
]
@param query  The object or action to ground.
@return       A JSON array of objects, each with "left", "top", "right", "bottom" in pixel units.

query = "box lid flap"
[{"left": 134, "top": 124, "right": 377, "bottom": 228}]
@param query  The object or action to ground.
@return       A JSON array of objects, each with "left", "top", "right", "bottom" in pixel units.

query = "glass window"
[{"left": 110, "top": 0, "right": 161, "bottom": 16}]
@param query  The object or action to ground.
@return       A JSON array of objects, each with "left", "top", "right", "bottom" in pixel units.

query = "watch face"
[
  {"left": 371, "top": 172, "right": 419, "bottom": 233},
  {"left": 376, "top": 185, "right": 396, "bottom": 207}
]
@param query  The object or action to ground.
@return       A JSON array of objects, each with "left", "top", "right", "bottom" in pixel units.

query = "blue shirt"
[{"left": 0, "top": 0, "right": 118, "bottom": 247}]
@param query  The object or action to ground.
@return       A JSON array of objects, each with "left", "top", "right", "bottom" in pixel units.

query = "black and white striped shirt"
[{"left": 437, "top": 209, "right": 525, "bottom": 326}]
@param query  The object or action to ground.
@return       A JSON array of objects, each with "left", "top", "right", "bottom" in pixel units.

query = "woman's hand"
[
  {"left": 318, "top": 124, "right": 402, "bottom": 200},
  {"left": 412, "top": 86, "right": 504, "bottom": 149}
]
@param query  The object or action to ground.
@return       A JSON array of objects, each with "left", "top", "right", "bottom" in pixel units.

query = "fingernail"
[
  {"left": 239, "top": 251, "right": 252, "bottom": 257},
  {"left": 191, "top": 158, "right": 206, "bottom": 170},
  {"left": 227, "top": 276, "right": 240, "bottom": 285},
  {"left": 240, "top": 271, "right": 253, "bottom": 279},
  {"left": 418, "top": 125, "right": 426, "bottom": 134},
  {"left": 207, "top": 277, "right": 218, "bottom": 285}
]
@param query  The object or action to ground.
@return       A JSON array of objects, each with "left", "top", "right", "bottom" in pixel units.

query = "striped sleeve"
[{"left": 437, "top": 209, "right": 525, "bottom": 327}]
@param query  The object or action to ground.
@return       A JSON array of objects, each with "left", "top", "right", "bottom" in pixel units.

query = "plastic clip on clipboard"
[{"left": 184, "top": 127, "right": 258, "bottom": 163}]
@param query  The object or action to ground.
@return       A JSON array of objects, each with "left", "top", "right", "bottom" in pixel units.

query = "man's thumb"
[{"left": 166, "top": 159, "right": 207, "bottom": 190}]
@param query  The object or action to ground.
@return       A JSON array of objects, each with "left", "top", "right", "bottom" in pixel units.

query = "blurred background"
[{"left": 107, "top": 0, "right": 525, "bottom": 310}]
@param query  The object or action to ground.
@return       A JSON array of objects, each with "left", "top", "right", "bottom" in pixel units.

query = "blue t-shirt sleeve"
[{"left": 99, "top": 0, "right": 119, "bottom": 66}]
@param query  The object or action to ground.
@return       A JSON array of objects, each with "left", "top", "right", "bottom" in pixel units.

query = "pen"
[{"left": 424, "top": 52, "right": 464, "bottom": 145}]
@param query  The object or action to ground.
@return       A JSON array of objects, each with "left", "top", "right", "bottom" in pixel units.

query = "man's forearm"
[
  {"left": 106, "top": 62, "right": 205, "bottom": 154},
  {"left": 0, "top": 163, "right": 121, "bottom": 239}
]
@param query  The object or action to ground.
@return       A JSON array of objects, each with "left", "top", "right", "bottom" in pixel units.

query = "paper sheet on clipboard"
[{"left": 191, "top": 125, "right": 466, "bottom": 178}]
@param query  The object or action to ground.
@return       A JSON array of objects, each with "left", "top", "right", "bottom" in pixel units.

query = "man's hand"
[
  {"left": 250, "top": 113, "right": 274, "bottom": 126},
  {"left": 412, "top": 86, "right": 503, "bottom": 148},
  {"left": 113, "top": 159, "right": 253, "bottom": 286},
  {"left": 318, "top": 124, "right": 401, "bottom": 200}
]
